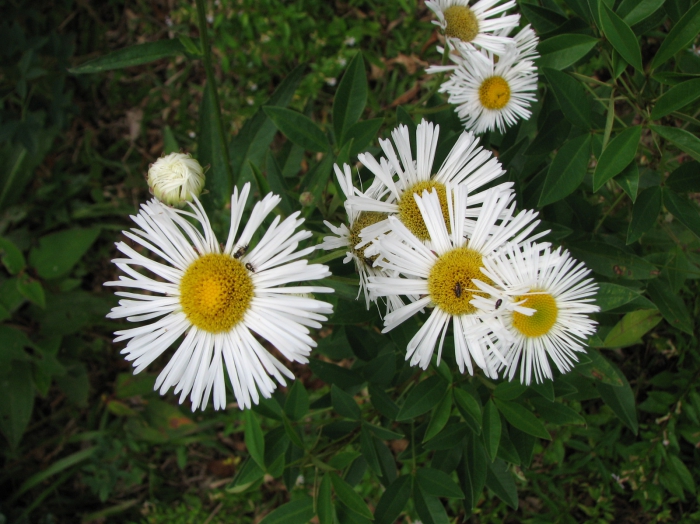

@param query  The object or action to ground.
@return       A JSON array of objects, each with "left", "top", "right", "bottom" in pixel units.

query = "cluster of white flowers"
[
  {"left": 321, "top": 119, "right": 599, "bottom": 385},
  {"left": 425, "top": 0, "right": 540, "bottom": 133}
]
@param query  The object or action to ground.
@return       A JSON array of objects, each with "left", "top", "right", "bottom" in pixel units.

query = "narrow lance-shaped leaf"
[
  {"left": 263, "top": 106, "right": 330, "bottom": 153},
  {"left": 603, "top": 309, "right": 662, "bottom": 348},
  {"left": 651, "top": 1, "right": 700, "bottom": 70},
  {"left": 627, "top": 186, "right": 662, "bottom": 244},
  {"left": 536, "top": 34, "right": 599, "bottom": 70},
  {"left": 333, "top": 52, "right": 368, "bottom": 145},
  {"left": 493, "top": 398, "right": 551, "bottom": 440},
  {"left": 593, "top": 126, "right": 642, "bottom": 191},
  {"left": 539, "top": 134, "right": 591, "bottom": 207},
  {"left": 600, "top": 4, "right": 643, "bottom": 72},
  {"left": 68, "top": 40, "right": 186, "bottom": 74},
  {"left": 664, "top": 187, "right": 700, "bottom": 240},
  {"left": 542, "top": 68, "right": 591, "bottom": 129},
  {"left": 647, "top": 279, "right": 694, "bottom": 335},
  {"left": 374, "top": 476, "right": 411, "bottom": 524},
  {"left": 651, "top": 125, "right": 700, "bottom": 163},
  {"left": 651, "top": 79, "right": 700, "bottom": 120}
]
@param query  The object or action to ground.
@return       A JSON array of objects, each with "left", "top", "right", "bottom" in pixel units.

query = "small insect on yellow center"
[
  {"left": 479, "top": 76, "right": 511, "bottom": 110},
  {"left": 398, "top": 181, "right": 450, "bottom": 242},
  {"left": 179, "top": 253, "right": 254, "bottom": 333},
  {"left": 444, "top": 5, "right": 479, "bottom": 42},
  {"left": 349, "top": 211, "right": 388, "bottom": 267},
  {"left": 428, "top": 247, "right": 491, "bottom": 316},
  {"left": 512, "top": 291, "right": 559, "bottom": 338}
]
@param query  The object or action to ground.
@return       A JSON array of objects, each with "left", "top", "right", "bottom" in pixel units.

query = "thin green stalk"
[
  {"left": 593, "top": 192, "right": 625, "bottom": 235},
  {"left": 195, "top": 0, "right": 234, "bottom": 185},
  {"left": 602, "top": 89, "right": 616, "bottom": 150}
]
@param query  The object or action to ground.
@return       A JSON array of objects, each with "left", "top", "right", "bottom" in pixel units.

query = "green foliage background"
[{"left": 1, "top": 0, "right": 700, "bottom": 522}]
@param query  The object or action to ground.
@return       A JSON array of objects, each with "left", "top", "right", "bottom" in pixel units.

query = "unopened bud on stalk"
[{"left": 147, "top": 152, "right": 205, "bottom": 206}]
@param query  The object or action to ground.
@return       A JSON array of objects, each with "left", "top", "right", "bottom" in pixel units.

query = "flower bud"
[{"left": 147, "top": 152, "right": 205, "bottom": 206}]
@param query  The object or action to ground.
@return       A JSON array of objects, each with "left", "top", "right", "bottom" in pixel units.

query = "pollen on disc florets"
[
  {"left": 398, "top": 181, "right": 450, "bottom": 241},
  {"left": 350, "top": 211, "right": 388, "bottom": 266},
  {"left": 179, "top": 253, "right": 254, "bottom": 333},
  {"left": 512, "top": 291, "right": 559, "bottom": 338},
  {"left": 444, "top": 5, "right": 479, "bottom": 43},
  {"left": 479, "top": 76, "right": 511, "bottom": 110},
  {"left": 427, "top": 247, "right": 491, "bottom": 315}
]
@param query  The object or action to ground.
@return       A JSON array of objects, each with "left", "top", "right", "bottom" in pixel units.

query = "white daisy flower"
[
  {"left": 346, "top": 119, "right": 510, "bottom": 250},
  {"left": 147, "top": 152, "right": 206, "bottom": 206},
  {"left": 426, "top": 0, "right": 520, "bottom": 55},
  {"left": 105, "top": 183, "right": 334, "bottom": 411},
  {"left": 320, "top": 163, "right": 404, "bottom": 312},
  {"left": 368, "top": 185, "right": 543, "bottom": 376},
  {"left": 429, "top": 41, "right": 539, "bottom": 134},
  {"left": 473, "top": 243, "right": 599, "bottom": 385}
]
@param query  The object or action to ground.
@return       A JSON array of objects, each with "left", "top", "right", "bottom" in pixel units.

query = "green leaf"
[
  {"left": 651, "top": 79, "right": 700, "bottom": 120},
  {"left": 651, "top": 125, "right": 700, "bottom": 162},
  {"left": 603, "top": 309, "right": 662, "bottom": 348},
  {"left": 259, "top": 497, "right": 315, "bottom": 524},
  {"left": 365, "top": 422, "right": 404, "bottom": 441},
  {"left": 284, "top": 381, "right": 310, "bottom": 421},
  {"left": 531, "top": 380, "right": 555, "bottom": 401},
  {"left": 596, "top": 283, "right": 642, "bottom": 312},
  {"left": 162, "top": 125, "right": 179, "bottom": 154},
  {"left": 0, "top": 361, "right": 34, "bottom": 449},
  {"left": 529, "top": 397, "right": 585, "bottom": 425},
  {"left": 68, "top": 40, "right": 185, "bottom": 74},
  {"left": 664, "top": 187, "right": 700, "bottom": 240},
  {"left": 568, "top": 241, "right": 658, "bottom": 280},
  {"left": 666, "top": 161, "right": 700, "bottom": 192},
  {"left": 199, "top": 87, "right": 231, "bottom": 203},
  {"left": 368, "top": 385, "right": 400, "bottom": 420},
  {"left": 647, "top": 278, "right": 693, "bottom": 334},
  {"left": 228, "top": 457, "right": 264, "bottom": 493},
  {"left": 424, "top": 422, "right": 470, "bottom": 451},
  {"left": 265, "top": 152, "right": 293, "bottom": 215},
  {"left": 310, "top": 359, "right": 365, "bottom": 390},
  {"left": 230, "top": 65, "right": 304, "bottom": 184},
  {"left": 416, "top": 468, "right": 464, "bottom": 499},
  {"left": 453, "top": 388, "right": 482, "bottom": 435},
  {"left": 627, "top": 186, "right": 662, "bottom": 244},
  {"left": 651, "top": 1, "right": 700, "bottom": 69},
  {"left": 597, "top": 374, "right": 638, "bottom": 434},
  {"left": 543, "top": 69, "right": 591, "bottom": 129},
  {"left": 493, "top": 398, "right": 551, "bottom": 440},
  {"left": 345, "top": 118, "right": 384, "bottom": 157},
  {"left": 414, "top": 484, "right": 450, "bottom": 524},
  {"left": 521, "top": 3, "right": 568, "bottom": 33},
  {"left": 396, "top": 376, "right": 448, "bottom": 421},
  {"left": 317, "top": 475, "right": 334, "bottom": 524},
  {"left": 485, "top": 458, "right": 518, "bottom": 510},
  {"left": 482, "top": 399, "right": 501, "bottom": 461},
  {"left": 264, "top": 107, "right": 330, "bottom": 153},
  {"left": 459, "top": 437, "right": 487, "bottom": 512},
  {"left": 10, "top": 446, "right": 96, "bottom": 500},
  {"left": 330, "top": 472, "right": 374, "bottom": 520},
  {"left": 537, "top": 34, "right": 599, "bottom": 70},
  {"left": 600, "top": 4, "right": 643, "bottom": 72},
  {"left": 332, "top": 384, "right": 361, "bottom": 420},
  {"left": 593, "top": 126, "right": 642, "bottom": 191},
  {"left": 243, "top": 410, "right": 265, "bottom": 470},
  {"left": 577, "top": 348, "right": 625, "bottom": 386},
  {"left": 0, "top": 237, "right": 25, "bottom": 274},
  {"left": 423, "top": 390, "right": 453, "bottom": 443},
  {"left": 29, "top": 228, "right": 100, "bottom": 279},
  {"left": 16, "top": 275, "right": 45, "bottom": 308},
  {"left": 374, "top": 476, "right": 411, "bottom": 524},
  {"left": 616, "top": 162, "right": 639, "bottom": 202},
  {"left": 55, "top": 362, "right": 89, "bottom": 406},
  {"left": 668, "top": 454, "right": 697, "bottom": 495},
  {"left": 617, "top": 0, "right": 665, "bottom": 25},
  {"left": 333, "top": 52, "right": 367, "bottom": 145},
  {"left": 539, "top": 134, "right": 591, "bottom": 207},
  {"left": 493, "top": 381, "right": 527, "bottom": 401}
]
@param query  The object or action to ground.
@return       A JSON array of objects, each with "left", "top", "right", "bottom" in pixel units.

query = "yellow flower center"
[
  {"left": 349, "top": 211, "right": 388, "bottom": 266},
  {"left": 479, "top": 76, "right": 511, "bottom": 110},
  {"left": 444, "top": 5, "right": 479, "bottom": 43},
  {"left": 427, "top": 247, "right": 490, "bottom": 316},
  {"left": 398, "top": 181, "right": 450, "bottom": 241},
  {"left": 512, "top": 292, "right": 559, "bottom": 338},
  {"left": 179, "top": 253, "right": 254, "bottom": 333}
]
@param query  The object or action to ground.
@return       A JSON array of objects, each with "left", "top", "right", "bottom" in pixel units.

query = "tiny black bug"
[
  {"left": 245, "top": 262, "right": 255, "bottom": 273},
  {"left": 495, "top": 299, "right": 502, "bottom": 310},
  {"left": 454, "top": 282, "right": 462, "bottom": 298},
  {"left": 233, "top": 245, "right": 248, "bottom": 259}
]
